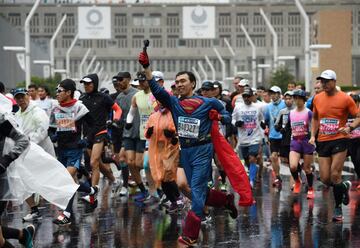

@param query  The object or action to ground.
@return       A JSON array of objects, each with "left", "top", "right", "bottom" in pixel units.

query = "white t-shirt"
[{"left": 232, "top": 102, "right": 264, "bottom": 146}]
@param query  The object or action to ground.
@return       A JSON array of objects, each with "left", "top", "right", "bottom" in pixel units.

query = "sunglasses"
[
  {"left": 320, "top": 79, "right": 331, "bottom": 84},
  {"left": 56, "top": 88, "right": 65, "bottom": 93}
]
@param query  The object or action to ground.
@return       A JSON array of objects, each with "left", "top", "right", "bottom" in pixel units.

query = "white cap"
[
  {"left": 316, "top": 69, "right": 336, "bottom": 80},
  {"left": 269, "top": 86, "right": 282, "bottom": 94},
  {"left": 131, "top": 80, "right": 140, "bottom": 86},
  {"left": 238, "top": 79, "right": 249, "bottom": 87},
  {"left": 152, "top": 71, "right": 164, "bottom": 81},
  {"left": 284, "top": 90, "right": 293, "bottom": 96}
]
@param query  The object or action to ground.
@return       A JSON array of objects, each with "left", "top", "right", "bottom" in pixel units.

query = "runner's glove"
[
  {"left": 163, "top": 129, "right": 175, "bottom": 138},
  {"left": 146, "top": 126, "right": 154, "bottom": 138},
  {"left": 209, "top": 109, "right": 221, "bottom": 121},
  {"left": 0, "top": 155, "right": 13, "bottom": 175},
  {"left": 125, "top": 123, "right": 133, "bottom": 130},
  {"left": 260, "top": 121, "right": 266, "bottom": 130},
  {"left": 49, "top": 133, "right": 58, "bottom": 143},
  {"left": 235, "top": 120, "right": 244, "bottom": 128},
  {"left": 138, "top": 51, "right": 150, "bottom": 69},
  {"left": 77, "top": 138, "right": 88, "bottom": 148},
  {"left": 171, "top": 137, "right": 178, "bottom": 145}
]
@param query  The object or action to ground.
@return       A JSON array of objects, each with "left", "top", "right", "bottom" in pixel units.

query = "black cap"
[
  {"left": 201, "top": 81, "right": 215, "bottom": 90},
  {"left": 112, "top": 72, "right": 131, "bottom": 83},
  {"left": 134, "top": 71, "right": 146, "bottom": 81},
  {"left": 11, "top": 88, "right": 27, "bottom": 97},
  {"left": 59, "top": 79, "right": 76, "bottom": 92},
  {"left": 242, "top": 87, "right": 253, "bottom": 96}
]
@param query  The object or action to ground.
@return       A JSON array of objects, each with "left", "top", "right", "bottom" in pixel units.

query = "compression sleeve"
[
  {"left": 126, "top": 105, "right": 137, "bottom": 124},
  {"left": 111, "top": 103, "right": 122, "bottom": 121}
]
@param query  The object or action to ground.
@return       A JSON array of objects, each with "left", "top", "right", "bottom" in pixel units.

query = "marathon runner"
[
  {"left": 50, "top": 79, "right": 99, "bottom": 225},
  {"left": 286, "top": 89, "right": 315, "bottom": 198},
  {"left": 114, "top": 71, "right": 140, "bottom": 198},
  {"left": 79, "top": 73, "right": 122, "bottom": 204},
  {"left": 138, "top": 47, "right": 238, "bottom": 246},
  {"left": 310, "top": 69, "right": 360, "bottom": 221},
  {"left": 35, "top": 85, "right": 56, "bottom": 117},
  {"left": 347, "top": 94, "right": 360, "bottom": 190},
  {"left": 264, "top": 86, "right": 286, "bottom": 187},
  {"left": 232, "top": 87, "right": 264, "bottom": 188},
  {"left": 126, "top": 71, "right": 157, "bottom": 202},
  {"left": 274, "top": 91, "right": 295, "bottom": 165}
]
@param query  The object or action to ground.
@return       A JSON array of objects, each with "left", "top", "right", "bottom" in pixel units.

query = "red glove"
[
  {"left": 138, "top": 51, "right": 150, "bottom": 68},
  {"left": 209, "top": 109, "right": 221, "bottom": 121}
]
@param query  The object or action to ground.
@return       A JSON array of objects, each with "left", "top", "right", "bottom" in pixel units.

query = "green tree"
[
  {"left": 270, "top": 66, "right": 295, "bottom": 93},
  {"left": 16, "top": 73, "right": 62, "bottom": 97}
]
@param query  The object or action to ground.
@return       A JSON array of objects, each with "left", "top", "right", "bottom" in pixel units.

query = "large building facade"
[{"left": 1, "top": 0, "right": 359, "bottom": 90}]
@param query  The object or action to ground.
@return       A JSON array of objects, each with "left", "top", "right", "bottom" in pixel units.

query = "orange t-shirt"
[{"left": 313, "top": 91, "right": 359, "bottom": 142}]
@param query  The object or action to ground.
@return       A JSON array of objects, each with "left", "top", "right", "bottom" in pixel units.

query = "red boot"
[
  {"left": 205, "top": 189, "right": 238, "bottom": 219},
  {"left": 178, "top": 211, "right": 201, "bottom": 246}
]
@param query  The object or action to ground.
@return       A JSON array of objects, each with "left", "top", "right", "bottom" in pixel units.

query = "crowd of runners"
[{"left": 1, "top": 45, "right": 360, "bottom": 247}]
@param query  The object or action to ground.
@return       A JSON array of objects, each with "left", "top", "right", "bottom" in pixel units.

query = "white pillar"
[
  {"left": 197, "top": 61, "right": 207, "bottom": 81},
  {"left": 66, "top": 33, "right": 79, "bottom": 78},
  {"left": 79, "top": 48, "right": 91, "bottom": 78},
  {"left": 240, "top": 24, "right": 257, "bottom": 88},
  {"left": 213, "top": 47, "right": 226, "bottom": 81},
  {"left": 260, "top": 8, "right": 278, "bottom": 70},
  {"left": 24, "top": 0, "right": 41, "bottom": 88},
  {"left": 192, "top": 66, "right": 202, "bottom": 88},
  {"left": 204, "top": 55, "right": 216, "bottom": 81},
  {"left": 295, "top": 0, "right": 310, "bottom": 92},
  {"left": 50, "top": 14, "right": 67, "bottom": 77}
]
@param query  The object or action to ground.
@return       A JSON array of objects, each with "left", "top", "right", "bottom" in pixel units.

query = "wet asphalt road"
[{"left": 2, "top": 165, "right": 360, "bottom": 248}]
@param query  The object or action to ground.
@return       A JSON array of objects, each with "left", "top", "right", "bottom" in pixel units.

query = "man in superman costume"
[{"left": 138, "top": 46, "right": 253, "bottom": 246}]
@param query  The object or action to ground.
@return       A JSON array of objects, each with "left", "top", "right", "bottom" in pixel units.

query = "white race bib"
[
  {"left": 319, "top": 118, "right": 339, "bottom": 135},
  {"left": 178, "top": 117, "right": 200, "bottom": 139},
  {"left": 55, "top": 112, "right": 76, "bottom": 132}
]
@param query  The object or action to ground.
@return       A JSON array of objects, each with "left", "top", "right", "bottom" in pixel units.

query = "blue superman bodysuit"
[{"left": 148, "top": 78, "right": 230, "bottom": 217}]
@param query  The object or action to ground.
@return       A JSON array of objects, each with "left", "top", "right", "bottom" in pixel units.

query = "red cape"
[{"left": 211, "top": 121, "right": 254, "bottom": 206}]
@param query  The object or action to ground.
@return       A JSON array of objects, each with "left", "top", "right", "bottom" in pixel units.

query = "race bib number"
[
  {"left": 178, "top": 117, "right": 200, "bottom": 138},
  {"left": 291, "top": 121, "right": 307, "bottom": 137},
  {"left": 55, "top": 112, "right": 76, "bottom": 132},
  {"left": 347, "top": 119, "right": 360, "bottom": 138},
  {"left": 140, "top": 114, "right": 150, "bottom": 132},
  {"left": 319, "top": 118, "right": 339, "bottom": 135}
]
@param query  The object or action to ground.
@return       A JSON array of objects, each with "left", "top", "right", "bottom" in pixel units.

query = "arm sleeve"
[
  {"left": 126, "top": 105, "right": 137, "bottom": 124},
  {"left": 264, "top": 105, "right": 270, "bottom": 122},
  {"left": 148, "top": 77, "right": 172, "bottom": 109},
  {"left": 0, "top": 120, "right": 29, "bottom": 160},
  {"left": 231, "top": 106, "right": 238, "bottom": 126},
  {"left": 28, "top": 109, "right": 49, "bottom": 144},
  {"left": 111, "top": 103, "right": 122, "bottom": 121},
  {"left": 274, "top": 113, "right": 283, "bottom": 132}
]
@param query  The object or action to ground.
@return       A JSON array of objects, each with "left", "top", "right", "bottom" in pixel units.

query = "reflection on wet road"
[{"left": 2, "top": 169, "right": 360, "bottom": 247}]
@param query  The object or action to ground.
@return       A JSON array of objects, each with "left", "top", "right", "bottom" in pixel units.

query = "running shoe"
[
  {"left": 208, "top": 180, "right": 214, "bottom": 189},
  {"left": 225, "top": 193, "right": 238, "bottom": 219},
  {"left": 178, "top": 235, "right": 197, "bottom": 246},
  {"left": 272, "top": 177, "right": 282, "bottom": 188},
  {"left": 201, "top": 214, "right": 212, "bottom": 225},
  {"left": 143, "top": 194, "right": 159, "bottom": 205},
  {"left": 219, "top": 182, "right": 228, "bottom": 192},
  {"left": 332, "top": 207, "right": 343, "bottom": 222},
  {"left": 23, "top": 211, "right": 42, "bottom": 222},
  {"left": 118, "top": 186, "right": 129, "bottom": 197},
  {"left": 133, "top": 191, "right": 149, "bottom": 202},
  {"left": 307, "top": 187, "right": 315, "bottom": 199},
  {"left": 342, "top": 181, "right": 352, "bottom": 205},
  {"left": 53, "top": 213, "right": 72, "bottom": 226},
  {"left": 166, "top": 203, "right": 180, "bottom": 214},
  {"left": 293, "top": 179, "right": 301, "bottom": 194},
  {"left": 20, "top": 224, "right": 35, "bottom": 248},
  {"left": 111, "top": 180, "right": 122, "bottom": 198}
]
